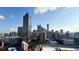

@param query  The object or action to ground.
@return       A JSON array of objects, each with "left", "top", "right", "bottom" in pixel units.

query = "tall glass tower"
[
  {"left": 23, "top": 12, "right": 32, "bottom": 42},
  {"left": 47, "top": 24, "right": 49, "bottom": 31}
]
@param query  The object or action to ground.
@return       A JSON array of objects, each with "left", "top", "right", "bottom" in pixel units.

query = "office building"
[
  {"left": 65, "top": 31, "right": 70, "bottom": 39},
  {"left": 60, "top": 29, "right": 63, "bottom": 34},
  {"left": 32, "top": 30, "right": 38, "bottom": 39},
  {"left": 9, "top": 31, "right": 17, "bottom": 37},
  {"left": 47, "top": 24, "right": 49, "bottom": 31},
  {"left": 38, "top": 32, "right": 46, "bottom": 44},
  {"left": 37, "top": 25, "right": 42, "bottom": 32},
  {"left": 23, "top": 12, "right": 32, "bottom": 42},
  {"left": 18, "top": 27, "right": 24, "bottom": 39}
]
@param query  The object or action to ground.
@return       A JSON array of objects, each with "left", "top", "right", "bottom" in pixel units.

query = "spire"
[
  {"left": 24, "top": 12, "right": 29, "bottom": 16},
  {"left": 26, "top": 12, "right": 29, "bottom": 15}
]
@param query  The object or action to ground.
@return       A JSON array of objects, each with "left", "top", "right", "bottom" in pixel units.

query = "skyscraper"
[
  {"left": 37, "top": 25, "right": 42, "bottom": 32},
  {"left": 18, "top": 27, "right": 24, "bottom": 39},
  {"left": 60, "top": 29, "right": 63, "bottom": 34},
  {"left": 47, "top": 24, "right": 49, "bottom": 31},
  {"left": 23, "top": 12, "right": 32, "bottom": 42}
]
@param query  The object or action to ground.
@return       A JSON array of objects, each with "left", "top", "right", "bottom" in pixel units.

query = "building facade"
[
  {"left": 47, "top": 24, "right": 49, "bottom": 31},
  {"left": 23, "top": 12, "right": 32, "bottom": 42},
  {"left": 18, "top": 27, "right": 24, "bottom": 39}
]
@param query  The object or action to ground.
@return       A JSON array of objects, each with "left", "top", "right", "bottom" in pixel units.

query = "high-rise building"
[
  {"left": 4, "top": 33, "right": 9, "bottom": 37},
  {"left": 9, "top": 31, "right": 17, "bottom": 37},
  {"left": 60, "top": 29, "right": 63, "bottom": 34},
  {"left": 47, "top": 24, "right": 49, "bottom": 31},
  {"left": 38, "top": 32, "right": 46, "bottom": 44},
  {"left": 65, "top": 31, "right": 70, "bottom": 39},
  {"left": 31, "top": 30, "right": 38, "bottom": 39},
  {"left": 54, "top": 30, "right": 59, "bottom": 38},
  {"left": 46, "top": 31, "right": 52, "bottom": 40},
  {"left": 18, "top": 27, "right": 24, "bottom": 39},
  {"left": 23, "top": 12, "right": 32, "bottom": 42},
  {"left": 51, "top": 29, "right": 54, "bottom": 33},
  {"left": 37, "top": 25, "right": 42, "bottom": 32}
]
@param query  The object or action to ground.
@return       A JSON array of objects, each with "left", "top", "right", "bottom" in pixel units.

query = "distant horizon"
[{"left": 0, "top": 7, "right": 79, "bottom": 33}]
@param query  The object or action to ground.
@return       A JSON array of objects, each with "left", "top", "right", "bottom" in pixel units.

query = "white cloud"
[
  {"left": 0, "top": 15, "right": 5, "bottom": 21},
  {"left": 34, "top": 7, "right": 58, "bottom": 15},
  {"left": 34, "top": 7, "right": 72, "bottom": 15},
  {"left": 9, "top": 28, "right": 17, "bottom": 32}
]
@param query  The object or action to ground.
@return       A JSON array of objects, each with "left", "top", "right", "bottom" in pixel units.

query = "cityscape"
[{"left": 0, "top": 7, "right": 79, "bottom": 51}]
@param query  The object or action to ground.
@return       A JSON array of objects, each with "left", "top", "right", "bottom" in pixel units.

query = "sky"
[{"left": 0, "top": 7, "right": 79, "bottom": 33}]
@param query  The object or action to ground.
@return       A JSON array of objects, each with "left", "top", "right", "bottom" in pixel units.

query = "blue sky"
[{"left": 0, "top": 7, "right": 79, "bottom": 33}]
